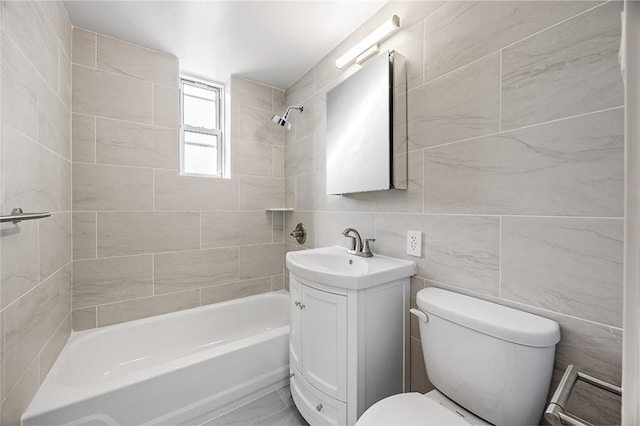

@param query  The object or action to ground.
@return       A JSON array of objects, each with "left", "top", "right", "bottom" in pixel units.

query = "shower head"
[
  {"left": 271, "top": 105, "right": 303, "bottom": 130},
  {"left": 271, "top": 114, "right": 292, "bottom": 130}
]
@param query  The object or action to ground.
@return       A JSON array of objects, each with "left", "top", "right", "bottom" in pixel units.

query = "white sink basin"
[{"left": 286, "top": 246, "right": 416, "bottom": 290}]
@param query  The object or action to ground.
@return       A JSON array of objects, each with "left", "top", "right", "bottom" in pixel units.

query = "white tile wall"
[
  {"left": 0, "top": 2, "right": 73, "bottom": 423},
  {"left": 70, "top": 32, "right": 286, "bottom": 335}
]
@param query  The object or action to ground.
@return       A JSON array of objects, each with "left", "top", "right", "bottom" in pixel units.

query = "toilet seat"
[{"left": 355, "top": 390, "right": 491, "bottom": 426}]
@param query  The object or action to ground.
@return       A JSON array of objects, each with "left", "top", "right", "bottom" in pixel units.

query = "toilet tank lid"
[{"left": 416, "top": 288, "right": 560, "bottom": 347}]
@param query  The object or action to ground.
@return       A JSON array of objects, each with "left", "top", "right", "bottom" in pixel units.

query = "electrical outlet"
[{"left": 407, "top": 230, "right": 422, "bottom": 257}]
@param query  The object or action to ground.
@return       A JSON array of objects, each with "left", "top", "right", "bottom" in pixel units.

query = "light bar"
[
  {"left": 335, "top": 15, "right": 400, "bottom": 69},
  {"left": 356, "top": 44, "right": 380, "bottom": 65}
]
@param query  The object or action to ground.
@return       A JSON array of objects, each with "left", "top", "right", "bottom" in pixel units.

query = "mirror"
[{"left": 326, "top": 51, "right": 407, "bottom": 195}]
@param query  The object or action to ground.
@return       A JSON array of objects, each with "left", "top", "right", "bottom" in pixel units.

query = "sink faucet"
[{"left": 341, "top": 228, "right": 375, "bottom": 257}]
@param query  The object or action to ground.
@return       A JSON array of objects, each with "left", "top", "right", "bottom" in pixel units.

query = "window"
[{"left": 180, "top": 78, "right": 225, "bottom": 177}]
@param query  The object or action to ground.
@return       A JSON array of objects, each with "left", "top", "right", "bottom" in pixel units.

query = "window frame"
[{"left": 179, "top": 77, "right": 225, "bottom": 178}]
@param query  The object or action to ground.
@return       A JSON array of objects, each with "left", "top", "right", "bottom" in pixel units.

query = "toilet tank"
[{"left": 416, "top": 288, "right": 560, "bottom": 426}]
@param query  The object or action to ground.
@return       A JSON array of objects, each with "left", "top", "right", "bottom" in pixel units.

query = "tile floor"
[{"left": 205, "top": 386, "right": 308, "bottom": 426}]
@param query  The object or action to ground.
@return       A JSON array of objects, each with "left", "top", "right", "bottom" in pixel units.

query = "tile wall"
[
  {"left": 283, "top": 1, "right": 624, "bottom": 424},
  {"left": 70, "top": 28, "right": 285, "bottom": 330},
  {"left": 0, "top": 1, "right": 73, "bottom": 424}
]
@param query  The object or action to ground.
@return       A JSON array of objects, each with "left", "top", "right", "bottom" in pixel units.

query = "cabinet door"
[
  {"left": 301, "top": 285, "right": 347, "bottom": 401},
  {"left": 289, "top": 277, "right": 302, "bottom": 373}
]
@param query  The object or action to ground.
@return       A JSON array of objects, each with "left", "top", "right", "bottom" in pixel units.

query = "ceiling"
[{"left": 63, "top": 1, "right": 386, "bottom": 90}]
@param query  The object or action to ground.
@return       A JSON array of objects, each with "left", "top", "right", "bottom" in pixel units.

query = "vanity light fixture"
[
  {"left": 356, "top": 44, "right": 380, "bottom": 65},
  {"left": 335, "top": 15, "right": 400, "bottom": 69}
]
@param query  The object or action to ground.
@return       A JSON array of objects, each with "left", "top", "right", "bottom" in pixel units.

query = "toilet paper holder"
[{"left": 545, "top": 364, "right": 621, "bottom": 426}]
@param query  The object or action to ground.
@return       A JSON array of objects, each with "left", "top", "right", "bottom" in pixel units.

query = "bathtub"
[{"left": 22, "top": 292, "right": 290, "bottom": 425}]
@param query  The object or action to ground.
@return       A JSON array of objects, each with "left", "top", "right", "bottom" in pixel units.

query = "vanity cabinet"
[{"left": 289, "top": 274, "right": 408, "bottom": 426}]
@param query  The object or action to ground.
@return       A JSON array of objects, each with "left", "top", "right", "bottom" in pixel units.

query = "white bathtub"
[{"left": 23, "top": 292, "right": 290, "bottom": 426}]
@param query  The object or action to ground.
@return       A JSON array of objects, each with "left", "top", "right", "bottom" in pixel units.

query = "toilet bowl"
[
  {"left": 356, "top": 390, "right": 490, "bottom": 426},
  {"left": 356, "top": 288, "right": 560, "bottom": 426}
]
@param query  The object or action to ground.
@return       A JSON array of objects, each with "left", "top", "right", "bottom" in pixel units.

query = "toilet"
[{"left": 356, "top": 288, "right": 561, "bottom": 426}]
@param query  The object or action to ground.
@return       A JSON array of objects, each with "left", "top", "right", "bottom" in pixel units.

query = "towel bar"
[
  {"left": 545, "top": 364, "right": 621, "bottom": 426},
  {"left": 0, "top": 208, "right": 51, "bottom": 224}
]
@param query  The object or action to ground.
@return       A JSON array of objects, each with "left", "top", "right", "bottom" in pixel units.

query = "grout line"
[
  {"left": 498, "top": 49, "right": 502, "bottom": 132},
  {"left": 408, "top": 0, "right": 611, "bottom": 93},
  {"left": 275, "top": 388, "right": 292, "bottom": 408},
  {"left": 413, "top": 105, "right": 625, "bottom": 153},
  {"left": 407, "top": 49, "right": 501, "bottom": 94},
  {"left": 73, "top": 161, "right": 176, "bottom": 172},
  {"left": 6, "top": 124, "right": 72, "bottom": 164},
  {"left": 83, "top": 288, "right": 198, "bottom": 310},
  {"left": 2, "top": 310, "right": 5, "bottom": 403},
  {"left": 37, "top": 1, "right": 72, "bottom": 59},
  {"left": 303, "top": 210, "right": 624, "bottom": 221},
  {"left": 72, "top": 209, "right": 288, "bottom": 213},
  {"left": 37, "top": 217, "right": 41, "bottom": 284},
  {"left": 499, "top": 0, "right": 612, "bottom": 54},
  {"left": 87, "top": 27, "right": 178, "bottom": 60},
  {"left": 2, "top": 344, "right": 42, "bottom": 404},
  {"left": 72, "top": 110, "right": 178, "bottom": 132},
  {"left": 93, "top": 115, "right": 97, "bottom": 163},
  {"left": 285, "top": 170, "right": 316, "bottom": 179},
  {"left": 73, "top": 242, "right": 280, "bottom": 263},
  {"left": 94, "top": 211, "right": 98, "bottom": 258},
  {"left": 72, "top": 55, "right": 178, "bottom": 90},
  {"left": 152, "top": 169, "right": 155, "bottom": 211},
  {"left": 421, "top": 150, "right": 425, "bottom": 214},
  {"left": 3, "top": 28, "right": 69, "bottom": 110},
  {"left": 1, "top": 260, "right": 73, "bottom": 314},
  {"left": 152, "top": 83, "right": 155, "bottom": 126},
  {"left": 151, "top": 254, "right": 155, "bottom": 296},
  {"left": 425, "top": 277, "right": 621, "bottom": 330},
  {"left": 498, "top": 216, "right": 502, "bottom": 298},
  {"left": 80, "top": 273, "right": 283, "bottom": 312},
  {"left": 421, "top": 17, "right": 426, "bottom": 86}
]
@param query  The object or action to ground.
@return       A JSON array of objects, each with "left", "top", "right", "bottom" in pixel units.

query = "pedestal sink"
[{"left": 286, "top": 246, "right": 416, "bottom": 290}]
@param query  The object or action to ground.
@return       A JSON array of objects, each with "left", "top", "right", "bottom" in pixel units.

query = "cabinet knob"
[
  {"left": 316, "top": 404, "right": 323, "bottom": 412},
  {"left": 294, "top": 301, "right": 300, "bottom": 307},
  {"left": 300, "top": 303, "right": 306, "bottom": 309},
  {"left": 289, "top": 372, "right": 295, "bottom": 378}
]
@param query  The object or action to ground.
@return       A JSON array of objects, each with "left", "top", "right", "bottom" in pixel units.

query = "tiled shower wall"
[
  {"left": 0, "top": 2, "right": 73, "bottom": 424},
  {"left": 283, "top": 1, "right": 624, "bottom": 424},
  {"left": 70, "top": 28, "right": 285, "bottom": 330}
]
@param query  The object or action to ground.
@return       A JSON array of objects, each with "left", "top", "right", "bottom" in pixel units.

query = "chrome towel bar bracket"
[
  {"left": 0, "top": 208, "right": 51, "bottom": 224},
  {"left": 545, "top": 364, "right": 621, "bottom": 426}
]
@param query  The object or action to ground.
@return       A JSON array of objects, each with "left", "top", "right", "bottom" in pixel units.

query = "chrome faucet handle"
[{"left": 363, "top": 239, "right": 375, "bottom": 257}]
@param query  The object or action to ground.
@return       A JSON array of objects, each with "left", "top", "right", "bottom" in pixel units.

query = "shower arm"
[{"left": 282, "top": 105, "right": 304, "bottom": 120}]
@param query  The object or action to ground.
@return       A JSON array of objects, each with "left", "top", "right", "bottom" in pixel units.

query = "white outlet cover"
[{"left": 407, "top": 230, "right": 422, "bottom": 257}]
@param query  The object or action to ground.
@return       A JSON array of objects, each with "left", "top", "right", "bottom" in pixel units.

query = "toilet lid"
[{"left": 355, "top": 393, "right": 474, "bottom": 426}]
